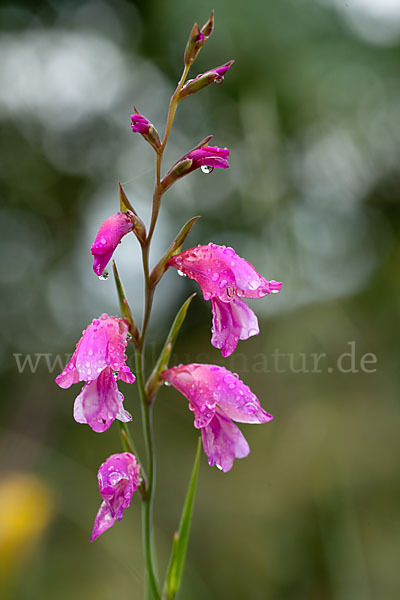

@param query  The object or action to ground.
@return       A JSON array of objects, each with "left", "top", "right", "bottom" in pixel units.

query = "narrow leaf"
[
  {"left": 149, "top": 216, "right": 200, "bottom": 288},
  {"left": 112, "top": 260, "right": 140, "bottom": 349},
  {"left": 145, "top": 293, "right": 196, "bottom": 403},
  {"left": 163, "top": 438, "right": 201, "bottom": 600}
]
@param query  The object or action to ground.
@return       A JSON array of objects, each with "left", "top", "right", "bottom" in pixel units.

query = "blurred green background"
[{"left": 1, "top": 0, "right": 399, "bottom": 598}]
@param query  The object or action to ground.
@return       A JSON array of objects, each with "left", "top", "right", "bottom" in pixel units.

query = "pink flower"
[
  {"left": 130, "top": 113, "right": 151, "bottom": 134},
  {"left": 90, "top": 452, "right": 141, "bottom": 541},
  {"left": 168, "top": 243, "right": 282, "bottom": 357},
  {"left": 91, "top": 212, "right": 134, "bottom": 276},
  {"left": 161, "top": 364, "right": 273, "bottom": 472},
  {"left": 55, "top": 314, "right": 135, "bottom": 432}
]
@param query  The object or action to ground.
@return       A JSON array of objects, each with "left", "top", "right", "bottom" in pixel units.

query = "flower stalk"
[{"left": 54, "top": 12, "right": 279, "bottom": 600}]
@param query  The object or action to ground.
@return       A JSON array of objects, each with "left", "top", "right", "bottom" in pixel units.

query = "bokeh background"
[{"left": 1, "top": 0, "right": 399, "bottom": 598}]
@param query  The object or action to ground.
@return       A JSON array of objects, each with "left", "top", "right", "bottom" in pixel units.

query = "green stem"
[
  {"left": 134, "top": 61, "right": 190, "bottom": 600},
  {"left": 136, "top": 351, "right": 160, "bottom": 600}
]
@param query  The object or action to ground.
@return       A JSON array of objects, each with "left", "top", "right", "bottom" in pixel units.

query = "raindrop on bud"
[
  {"left": 164, "top": 380, "right": 171, "bottom": 387},
  {"left": 214, "top": 76, "right": 224, "bottom": 85},
  {"left": 271, "top": 288, "right": 280, "bottom": 294},
  {"left": 201, "top": 165, "right": 214, "bottom": 174},
  {"left": 126, "top": 332, "right": 132, "bottom": 342},
  {"left": 177, "top": 269, "right": 186, "bottom": 277},
  {"left": 99, "top": 270, "right": 109, "bottom": 281}
]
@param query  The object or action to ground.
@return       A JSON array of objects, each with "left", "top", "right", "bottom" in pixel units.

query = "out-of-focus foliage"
[{"left": 0, "top": 0, "right": 399, "bottom": 598}]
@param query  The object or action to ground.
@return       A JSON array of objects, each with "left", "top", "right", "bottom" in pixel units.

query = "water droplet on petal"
[
  {"left": 216, "top": 464, "right": 223, "bottom": 470},
  {"left": 126, "top": 332, "right": 132, "bottom": 342},
  {"left": 177, "top": 269, "right": 186, "bottom": 277},
  {"left": 214, "top": 76, "right": 224, "bottom": 85},
  {"left": 211, "top": 272, "right": 219, "bottom": 282},
  {"left": 271, "top": 288, "right": 280, "bottom": 294},
  {"left": 201, "top": 165, "right": 214, "bottom": 174},
  {"left": 164, "top": 380, "right": 171, "bottom": 387},
  {"left": 99, "top": 270, "right": 109, "bottom": 281},
  {"left": 248, "top": 328, "right": 259, "bottom": 336}
]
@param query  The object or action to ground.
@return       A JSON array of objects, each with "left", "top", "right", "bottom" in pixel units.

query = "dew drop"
[
  {"left": 216, "top": 464, "right": 223, "bottom": 471},
  {"left": 99, "top": 270, "right": 109, "bottom": 281},
  {"left": 271, "top": 288, "right": 280, "bottom": 294},
  {"left": 164, "top": 380, "right": 171, "bottom": 387},
  {"left": 248, "top": 328, "right": 259, "bottom": 336},
  {"left": 201, "top": 165, "right": 214, "bottom": 174},
  {"left": 177, "top": 269, "right": 186, "bottom": 277},
  {"left": 211, "top": 272, "right": 219, "bottom": 282},
  {"left": 214, "top": 76, "right": 224, "bottom": 85},
  {"left": 126, "top": 332, "right": 132, "bottom": 342}
]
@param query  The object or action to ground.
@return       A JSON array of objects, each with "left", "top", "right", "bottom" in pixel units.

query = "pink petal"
[
  {"left": 56, "top": 314, "right": 135, "bottom": 387},
  {"left": 201, "top": 411, "right": 250, "bottom": 472},
  {"left": 90, "top": 501, "right": 116, "bottom": 542},
  {"left": 74, "top": 367, "right": 131, "bottom": 433},
  {"left": 168, "top": 243, "right": 281, "bottom": 301},
  {"left": 211, "top": 296, "right": 259, "bottom": 357}
]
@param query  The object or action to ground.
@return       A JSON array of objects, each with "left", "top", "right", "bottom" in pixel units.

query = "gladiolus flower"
[
  {"left": 162, "top": 364, "right": 273, "bottom": 472},
  {"left": 91, "top": 211, "right": 134, "bottom": 277},
  {"left": 168, "top": 243, "right": 282, "bottom": 357},
  {"left": 90, "top": 453, "right": 141, "bottom": 541},
  {"left": 55, "top": 314, "right": 135, "bottom": 432}
]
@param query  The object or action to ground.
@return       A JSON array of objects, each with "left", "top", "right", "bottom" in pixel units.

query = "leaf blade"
[
  {"left": 145, "top": 293, "right": 196, "bottom": 402},
  {"left": 163, "top": 438, "right": 202, "bottom": 599}
]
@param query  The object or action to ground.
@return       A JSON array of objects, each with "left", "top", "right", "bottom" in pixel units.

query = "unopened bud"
[{"left": 184, "top": 11, "right": 214, "bottom": 66}]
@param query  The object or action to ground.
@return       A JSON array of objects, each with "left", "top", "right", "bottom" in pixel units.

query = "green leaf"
[
  {"left": 149, "top": 216, "right": 200, "bottom": 288},
  {"left": 145, "top": 293, "right": 196, "bottom": 403},
  {"left": 163, "top": 438, "right": 201, "bottom": 600},
  {"left": 112, "top": 260, "right": 140, "bottom": 349}
]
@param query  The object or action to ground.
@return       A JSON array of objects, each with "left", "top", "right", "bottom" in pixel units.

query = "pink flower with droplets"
[
  {"left": 167, "top": 243, "right": 282, "bottom": 357},
  {"left": 55, "top": 314, "right": 135, "bottom": 432},
  {"left": 161, "top": 364, "right": 273, "bottom": 472},
  {"left": 91, "top": 211, "right": 134, "bottom": 276},
  {"left": 91, "top": 452, "right": 141, "bottom": 541}
]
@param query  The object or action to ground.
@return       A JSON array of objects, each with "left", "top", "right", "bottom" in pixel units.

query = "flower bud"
[
  {"left": 179, "top": 61, "right": 234, "bottom": 99},
  {"left": 130, "top": 111, "right": 161, "bottom": 151},
  {"left": 184, "top": 11, "right": 214, "bottom": 66}
]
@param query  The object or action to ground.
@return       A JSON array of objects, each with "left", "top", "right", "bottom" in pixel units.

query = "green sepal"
[
  {"left": 112, "top": 260, "right": 140, "bottom": 349},
  {"left": 145, "top": 293, "right": 196, "bottom": 403},
  {"left": 119, "top": 182, "right": 147, "bottom": 244},
  {"left": 163, "top": 438, "right": 202, "bottom": 600},
  {"left": 149, "top": 216, "right": 200, "bottom": 288}
]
